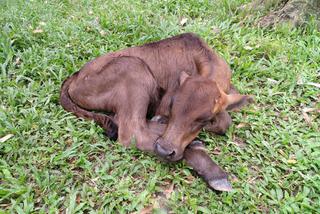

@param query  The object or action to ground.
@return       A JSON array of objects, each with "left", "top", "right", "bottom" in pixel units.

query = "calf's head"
[{"left": 154, "top": 75, "right": 253, "bottom": 161}]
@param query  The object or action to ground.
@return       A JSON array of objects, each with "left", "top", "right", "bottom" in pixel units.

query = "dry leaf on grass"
[
  {"left": 278, "top": 149, "right": 285, "bottom": 156},
  {"left": 212, "top": 147, "right": 221, "bottom": 155},
  {"left": 139, "top": 205, "right": 153, "bottom": 214},
  {"left": 76, "top": 194, "right": 81, "bottom": 204},
  {"left": 164, "top": 183, "right": 174, "bottom": 199},
  {"left": 244, "top": 45, "right": 253, "bottom": 50},
  {"left": 0, "top": 134, "right": 13, "bottom": 143},
  {"left": 33, "top": 29, "right": 43, "bottom": 33},
  {"left": 287, "top": 155, "right": 297, "bottom": 164},
  {"left": 100, "top": 30, "right": 106, "bottom": 36},
  {"left": 287, "top": 159, "right": 297, "bottom": 164},
  {"left": 302, "top": 107, "right": 318, "bottom": 113},
  {"left": 180, "top": 17, "right": 188, "bottom": 26},
  {"left": 306, "top": 82, "right": 320, "bottom": 88},
  {"left": 302, "top": 111, "right": 311, "bottom": 125},
  {"left": 184, "top": 174, "right": 195, "bottom": 184},
  {"left": 236, "top": 123, "right": 248, "bottom": 129}
]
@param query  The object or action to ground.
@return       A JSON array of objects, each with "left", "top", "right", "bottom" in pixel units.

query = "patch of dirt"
[
  {"left": 258, "top": 0, "right": 311, "bottom": 27},
  {"left": 241, "top": 0, "right": 320, "bottom": 28}
]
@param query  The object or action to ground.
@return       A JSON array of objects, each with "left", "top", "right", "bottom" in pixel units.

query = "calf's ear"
[
  {"left": 213, "top": 85, "right": 254, "bottom": 114},
  {"left": 224, "top": 94, "right": 254, "bottom": 111}
]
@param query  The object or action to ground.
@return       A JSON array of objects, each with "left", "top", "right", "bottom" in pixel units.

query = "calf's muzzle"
[{"left": 154, "top": 138, "right": 180, "bottom": 161}]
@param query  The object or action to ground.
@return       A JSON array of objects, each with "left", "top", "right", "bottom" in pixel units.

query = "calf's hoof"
[
  {"left": 185, "top": 140, "right": 232, "bottom": 192},
  {"left": 208, "top": 178, "right": 233, "bottom": 192}
]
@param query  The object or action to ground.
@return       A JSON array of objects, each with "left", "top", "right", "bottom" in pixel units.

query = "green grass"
[{"left": 1, "top": 0, "right": 319, "bottom": 213}]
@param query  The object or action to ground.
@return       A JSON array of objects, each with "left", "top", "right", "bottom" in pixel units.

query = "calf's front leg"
[
  {"left": 184, "top": 141, "right": 232, "bottom": 191},
  {"left": 155, "top": 90, "right": 175, "bottom": 118}
]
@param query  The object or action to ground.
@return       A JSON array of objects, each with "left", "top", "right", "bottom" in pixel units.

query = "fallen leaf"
[
  {"left": 303, "top": 107, "right": 317, "bottom": 113},
  {"left": 139, "top": 206, "right": 153, "bottom": 214},
  {"left": 67, "top": 157, "right": 76, "bottom": 164},
  {"left": 65, "top": 138, "right": 73, "bottom": 147},
  {"left": 184, "top": 174, "right": 195, "bottom": 184},
  {"left": 88, "top": 177, "right": 98, "bottom": 187},
  {"left": 236, "top": 123, "right": 248, "bottom": 129},
  {"left": 164, "top": 183, "right": 174, "bottom": 199},
  {"left": 0, "top": 134, "right": 13, "bottom": 143},
  {"left": 212, "top": 147, "right": 221, "bottom": 155},
  {"left": 306, "top": 82, "right": 320, "bottom": 88},
  {"left": 278, "top": 149, "right": 285, "bottom": 156},
  {"left": 180, "top": 17, "right": 188, "bottom": 26},
  {"left": 0, "top": 203, "right": 10, "bottom": 209},
  {"left": 302, "top": 111, "right": 311, "bottom": 125},
  {"left": 33, "top": 29, "right": 43, "bottom": 33},
  {"left": 76, "top": 194, "right": 81, "bottom": 204},
  {"left": 287, "top": 159, "right": 297, "bottom": 164},
  {"left": 100, "top": 30, "right": 106, "bottom": 36},
  {"left": 244, "top": 45, "right": 253, "bottom": 50}
]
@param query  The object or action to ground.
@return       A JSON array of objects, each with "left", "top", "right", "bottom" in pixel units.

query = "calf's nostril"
[{"left": 167, "top": 150, "right": 176, "bottom": 158}]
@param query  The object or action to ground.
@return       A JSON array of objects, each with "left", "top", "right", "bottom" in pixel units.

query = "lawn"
[{"left": 1, "top": 0, "right": 319, "bottom": 213}]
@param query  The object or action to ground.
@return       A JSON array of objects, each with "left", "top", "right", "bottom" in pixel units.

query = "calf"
[
  {"left": 60, "top": 33, "right": 252, "bottom": 160},
  {"left": 60, "top": 33, "right": 253, "bottom": 190}
]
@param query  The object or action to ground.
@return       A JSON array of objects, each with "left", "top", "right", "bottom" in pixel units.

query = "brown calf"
[
  {"left": 60, "top": 33, "right": 252, "bottom": 161},
  {"left": 60, "top": 33, "right": 253, "bottom": 191}
]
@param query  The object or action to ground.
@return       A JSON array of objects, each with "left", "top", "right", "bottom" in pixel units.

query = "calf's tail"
[{"left": 59, "top": 71, "right": 118, "bottom": 140}]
